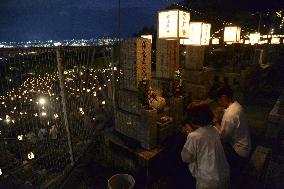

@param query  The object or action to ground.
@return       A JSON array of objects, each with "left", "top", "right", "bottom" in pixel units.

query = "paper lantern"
[
  {"left": 141, "top": 35, "right": 153, "bottom": 43},
  {"left": 250, "top": 33, "right": 260, "bottom": 44},
  {"left": 245, "top": 40, "right": 250, "bottom": 44},
  {"left": 259, "top": 40, "right": 268, "bottom": 45},
  {"left": 271, "top": 37, "right": 280, "bottom": 44},
  {"left": 224, "top": 26, "right": 241, "bottom": 43},
  {"left": 180, "top": 22, "right": 211, "bottom": 46},
  {"left": 212, "top": 38, "right": 220, "bottom": 45},
  {"left": 158, "top": 9, "right": 190, "bottom": 39}
]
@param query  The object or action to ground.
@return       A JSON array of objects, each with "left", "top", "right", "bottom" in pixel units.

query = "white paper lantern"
[
  {"left": 259, "top": 40, "right": 268, "bottom": 45},
  {"left": 212, "top": 38, "right": 220, "bottom": 45},
  {"left": 158, "top": 9, "right": 190, "bottom": 39},
  {"left": 245, "top": 40, "right": 250, "bottom": 44},
  {"left": 224, "top": 26, "right": 241, "bottom": 43},
  {"left": 250, "top": 33, "right": 260, "bottom": 45},
  {"left": 271, "top": 37, "right": 280, "bottom": 44},
  {"left": 141, "top": 35, "right": 153, "bottom": 43},
  {"left": 180, "top": 22, "right": 211, "bottom": 46}
]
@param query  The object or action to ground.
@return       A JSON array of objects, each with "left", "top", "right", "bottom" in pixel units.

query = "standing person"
[
  {"left": 181, "top": 102, "right": 230, "bottom": 189},
  {"left": 215, "top": 87, "right": 251, "bottom": 180}
]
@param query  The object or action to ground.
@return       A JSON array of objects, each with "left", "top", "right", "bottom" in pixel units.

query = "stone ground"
[{"left": 245, "top": 91, "right": 284, "bottom": 189}]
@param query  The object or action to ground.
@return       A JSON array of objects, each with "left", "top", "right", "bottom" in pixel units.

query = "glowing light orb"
[
  {"left": 39, "top": 98, "right": 46, "bottom": 105},
  {"left": 17, "top": 135, "right": 23, "bottom": 141},
  {"left": 28, "top": 152, "right": 35, "bottom": 160},
  {"left": 5, "top": 115, "right": 10, "bottom": 123}
]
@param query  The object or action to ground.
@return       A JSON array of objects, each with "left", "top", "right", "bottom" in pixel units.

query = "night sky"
[{"left": 0, "top": 0, "right": 283, "bottom": 42}]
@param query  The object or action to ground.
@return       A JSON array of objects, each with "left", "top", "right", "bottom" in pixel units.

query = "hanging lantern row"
[
  {"left": 157, "top": 8, "right": 284, "bottom": 46},
  {"left": 180, "top": 22, "right": 211, "bottom": 46}
]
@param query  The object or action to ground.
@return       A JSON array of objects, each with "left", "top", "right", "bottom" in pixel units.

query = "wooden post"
[{"left": 56, "top": 49, "right": 74, "bottom": 166}]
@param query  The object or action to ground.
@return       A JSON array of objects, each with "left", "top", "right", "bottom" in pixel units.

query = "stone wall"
[
  {"left": 184, "top": 46, "right": 205, "bottom": 70},
  {"left": 115, "top": 38, "right": 160, "bottom": 150}
]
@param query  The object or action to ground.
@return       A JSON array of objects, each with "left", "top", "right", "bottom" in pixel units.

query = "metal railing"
[{"left": 0, "top": 46, "right": 117, "bottom": 188}]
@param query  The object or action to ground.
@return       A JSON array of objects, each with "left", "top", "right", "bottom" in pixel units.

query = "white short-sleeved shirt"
[
  {"left": 182, "top": 126, "right": 230, "bottom": 188},
  {"left": 221, "top": 101, "right": 251, "bottom": 157}
]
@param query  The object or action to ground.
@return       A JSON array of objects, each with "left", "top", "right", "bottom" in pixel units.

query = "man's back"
[
  {"left": 184, "top": 126, "right": 230, "bottom": 187},
  {"left": 221, "top": 101, "right": 251, "bottom": 157}
]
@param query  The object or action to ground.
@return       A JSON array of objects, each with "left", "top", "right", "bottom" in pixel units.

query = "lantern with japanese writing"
[
  {"left": 224, "top": 26, "right": 241, "bottom": 43},
  {"left": 271, "top": 37, "right": 280, "bottom": 44},
  {"left": 250, "top": 33, "right": 260, "bottom": 45},
  {"left": 158, "top": 9, "right": 190, "bottom": 39},
  {"left": 180, "top": 22, "right": 211, "bottom": 46}
]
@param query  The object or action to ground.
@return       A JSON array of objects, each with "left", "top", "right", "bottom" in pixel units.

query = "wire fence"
[{"left": 0, "top": 46, "right": 118, "bottom": 188}]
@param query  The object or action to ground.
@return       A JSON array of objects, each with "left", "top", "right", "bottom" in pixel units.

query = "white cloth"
[
  {"left": 220, "top": 101, "right": 251, "bottom": 157},
  {"left": 181, "top": 126, "right": 230, "bottom": 189}
]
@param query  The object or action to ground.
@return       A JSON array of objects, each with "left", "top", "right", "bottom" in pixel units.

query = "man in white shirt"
[
  {"left": 215, "top": 87, "right": 251, "bottom": 182},
  {"left": 181, "top": 102, "right": 230, "bottom": 189}
]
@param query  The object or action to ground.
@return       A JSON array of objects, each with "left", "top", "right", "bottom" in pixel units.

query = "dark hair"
[
  {"left": 216, "top": 86, "right": 233, "bottom": 99},
  {"left": 187, "top": 102, "right": 213, "bottom": 126}
]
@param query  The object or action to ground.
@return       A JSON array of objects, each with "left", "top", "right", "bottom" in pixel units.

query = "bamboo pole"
[{"left": 56, "top": 49, "right": 74, "bottom": 166}]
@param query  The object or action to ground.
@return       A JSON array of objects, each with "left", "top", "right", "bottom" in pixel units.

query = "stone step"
[{"left": 244, "top": 146, "right": 272, "bottom": 188}]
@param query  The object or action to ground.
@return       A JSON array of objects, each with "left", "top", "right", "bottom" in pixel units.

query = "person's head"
[
  {"left": 187, "top": 101, "right": 214, "bottom": 127},
  {"left": 216, "top": 87, "right": 234, "bottom": 108}
]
